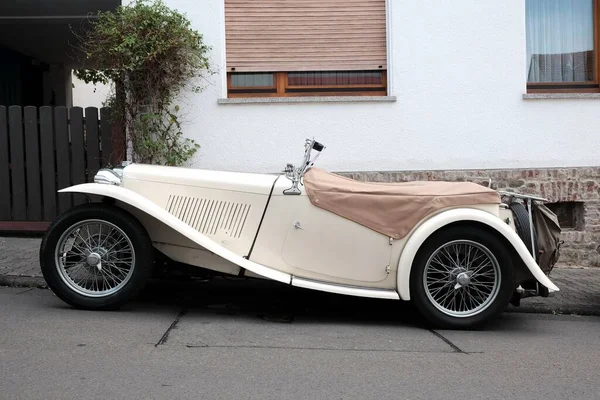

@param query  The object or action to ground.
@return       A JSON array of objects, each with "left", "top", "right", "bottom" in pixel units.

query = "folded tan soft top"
[{"left": 303, "top": 168, "right": 501, "bottom": 239}]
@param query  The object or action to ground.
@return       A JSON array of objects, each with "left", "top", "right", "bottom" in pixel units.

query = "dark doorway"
[{"left": 0, "top": 47, "right": 45, "bottom": 107}]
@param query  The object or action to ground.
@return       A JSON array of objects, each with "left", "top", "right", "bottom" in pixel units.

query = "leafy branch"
[{"left": 73, "top": 0, "right": 212, "bottom": 165}]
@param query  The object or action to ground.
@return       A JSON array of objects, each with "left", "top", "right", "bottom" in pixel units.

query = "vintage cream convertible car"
[{"left": 39, "top": 139, "right": 561, "bottom": 329}]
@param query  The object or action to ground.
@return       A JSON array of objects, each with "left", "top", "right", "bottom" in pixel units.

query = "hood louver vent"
[{"left": 166, "top": 195, "right": 251, "bottom": 238}]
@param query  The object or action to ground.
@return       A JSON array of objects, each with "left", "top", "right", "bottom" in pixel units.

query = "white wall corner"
[
  {"left": 385, "top": 0, "right": 393, "bottom": 96},
  {"left": 218, "top": 0, "right": 228, "bottom": 98}
]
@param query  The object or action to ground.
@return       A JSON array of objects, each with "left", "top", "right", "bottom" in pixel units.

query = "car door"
[{"left": 281, "top": 197, "right": 392, "bottom": 284}]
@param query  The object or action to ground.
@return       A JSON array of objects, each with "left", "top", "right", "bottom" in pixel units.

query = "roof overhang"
[{"left": 0, "top": 0, "right": 121, "bottom": 66}]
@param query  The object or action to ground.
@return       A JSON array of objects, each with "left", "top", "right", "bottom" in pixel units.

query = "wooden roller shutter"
[{"left": 224, "top": 0, "right": 387, "bottom": 72}]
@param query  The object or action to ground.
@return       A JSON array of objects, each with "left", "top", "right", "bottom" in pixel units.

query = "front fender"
[
  {"left": 396, "top": 207, "right": 559, "bottom": 301},
  {"left": 59, "top": 183, "right": 291, "bottom": 284}
]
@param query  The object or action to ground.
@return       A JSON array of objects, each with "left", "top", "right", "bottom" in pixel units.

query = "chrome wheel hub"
[
  {"left": 423, "top": 240, "right": 501, "bottom": 318},
  {"left": 86, "top": 252, "right": 102, "bottom": 268},
  {"left": 456, "top": 272, "right": 471, "bottom": 287},
  {"left": 54, "top": 220, "right": 136, "bottom": 298}
]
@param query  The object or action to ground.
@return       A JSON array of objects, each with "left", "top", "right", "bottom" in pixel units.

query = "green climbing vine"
[{"left": 73, "top": 0, "right": 212, "bottom": 165}]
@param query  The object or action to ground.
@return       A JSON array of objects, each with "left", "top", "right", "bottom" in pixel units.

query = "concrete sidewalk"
[
  {"left": 0, "top": 237, "right": 46, "bottom": 288},
  {"left": 1, "top": 236, "right": 599, "bottom": 316}
]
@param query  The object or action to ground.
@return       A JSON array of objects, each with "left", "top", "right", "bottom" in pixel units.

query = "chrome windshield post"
[
  {"left": 283, "top": 163, "right": 301, "bottom": 195},
  {"left": 283, "top": 138, "right": 325, "bottom": 195}
]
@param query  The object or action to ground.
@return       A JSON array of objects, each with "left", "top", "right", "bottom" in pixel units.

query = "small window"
[
  {"left": 526, "top": 0, "right": 599, "bottom": 93},
  {"left": 287, "top": 71, "right": 384, "bottom": 87},
  {"left": 228, "top": 73, "right": 277, "bottom": 96},
  {"left": 227, "top": 71, "right": 387, "bottom": 98},
  {"left": 230, "top": 73, "right": 274, "bottom": 88},
  {"left": 546, "top": 201, "right": 585, "bottom": 230}
]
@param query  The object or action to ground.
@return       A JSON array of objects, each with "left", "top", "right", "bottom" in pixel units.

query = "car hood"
[{"left": 121, "top": 164, "right": 279, "bottom": 195}]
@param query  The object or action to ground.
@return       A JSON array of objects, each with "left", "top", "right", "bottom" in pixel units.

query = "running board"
[{"left": 291, "top": 277, "right": 400, "bottom": 300}]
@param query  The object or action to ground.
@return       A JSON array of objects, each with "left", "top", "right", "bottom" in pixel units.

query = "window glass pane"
[
  {"left": 230, "top": 73, "right": 274, "bottom": 87},
  {"left": 526, "top": 0, "right": 595, "bottom": 83},
  {"left": 287, "top": 71, "right": 383, "bottom": 86}
]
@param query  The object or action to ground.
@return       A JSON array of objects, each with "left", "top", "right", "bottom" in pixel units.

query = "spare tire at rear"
[{"left": 509, "top": 200, "right": 539, "bottom": 261}]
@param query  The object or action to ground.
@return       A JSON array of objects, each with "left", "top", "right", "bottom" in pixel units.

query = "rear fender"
[
  {"left": 397, "top": 207, "right": 559, "bottom": 301},
  {"left": 59, "top": 183, "right": 291, "bottom": 284}
]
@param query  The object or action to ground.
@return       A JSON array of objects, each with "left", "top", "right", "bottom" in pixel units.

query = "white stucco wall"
[
  {"left": 82, "top": 0, "right": 600, "bottom": 173},
  {"left": 71, "top": 73, "right": 111, "bottom": 109}
]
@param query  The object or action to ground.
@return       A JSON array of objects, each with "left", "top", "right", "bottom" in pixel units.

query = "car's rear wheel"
[
  {"left": 40, "top": 204, "right": 154, "bottom": 310},
  {"left": 410, "top": 226, "right": 515, "bottom": 330}
]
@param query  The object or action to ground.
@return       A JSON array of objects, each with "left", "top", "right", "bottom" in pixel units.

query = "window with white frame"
[
  {"left": 526, "top": 0, "right": 599, "bottom": 93},
  {"left": 224, "top": 0, "right": 388, "bottom": 98}
]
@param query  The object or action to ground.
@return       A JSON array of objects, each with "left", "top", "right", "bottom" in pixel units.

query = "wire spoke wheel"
[
  {"left": 423, "top": 240, "right": 501, "bottom": 318},
  {"left": 54, "top": 219, "right": 136, "bottom": 298}
]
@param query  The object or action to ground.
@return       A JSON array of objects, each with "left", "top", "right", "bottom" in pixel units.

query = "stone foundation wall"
[{"left": 339, "top": 167, "right": 600, "bottom": 268}]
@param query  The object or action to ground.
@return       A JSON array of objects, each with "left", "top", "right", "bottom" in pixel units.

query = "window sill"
[
  {"left": 218, "top": 96, "right": 397, "bottom": 104},
  {"left": 523, "top": 93, "right": 600, "bottom": 100}
]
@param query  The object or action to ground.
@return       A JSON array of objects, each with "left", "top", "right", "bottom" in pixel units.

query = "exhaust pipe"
[{"left": 511, "top": 281, "right": 553, "bottom": 307}]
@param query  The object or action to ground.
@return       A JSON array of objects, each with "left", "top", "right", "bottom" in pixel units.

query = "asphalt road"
[{"left": 1, "top": 278, "right": 600, "bottom": 400}]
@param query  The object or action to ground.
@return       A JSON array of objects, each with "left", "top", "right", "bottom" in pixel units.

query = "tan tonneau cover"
[{"left": 303, "top": 168, "right": 501, "bottom": 239}]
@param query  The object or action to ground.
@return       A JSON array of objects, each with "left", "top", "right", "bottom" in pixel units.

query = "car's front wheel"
[
  {"left": 40, "top": 204, "right": 154, "bottom": 310},
  {"left": 410, "top": 225, "right": 515, "bottom": 330}
]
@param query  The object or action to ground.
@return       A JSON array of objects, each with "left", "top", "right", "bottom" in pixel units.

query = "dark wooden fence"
[{"left": 0, "top": 106, "right": 116, "bottom": 232}]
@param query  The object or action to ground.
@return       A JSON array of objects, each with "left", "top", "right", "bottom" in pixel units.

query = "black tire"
[
  {"left": 409, "top": 225, "right": 516, "bottom": 330},
  {"left": 39, "top": 203, "right": 154, "bottom": 310},
  {"left": 509, "top": 201, "right": 539, "bottom": 261}
]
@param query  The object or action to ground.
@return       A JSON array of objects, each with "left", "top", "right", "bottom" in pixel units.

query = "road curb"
[
  {"left": 0, "top": 274, "right": 598, "bottom": 317},
  {"left": 507, "top": 303, "right": 600, "bottom": 317},
  {"left": 0, "top": 275, "right": 47, "bottom": 289}
]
